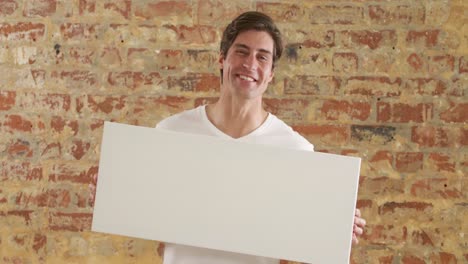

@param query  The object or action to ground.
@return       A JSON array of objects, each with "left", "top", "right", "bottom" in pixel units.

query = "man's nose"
[{"left": 242, "top": 54, "right": 257, "bottom": 70}]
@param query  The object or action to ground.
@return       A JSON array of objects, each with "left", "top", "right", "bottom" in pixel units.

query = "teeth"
[{"left": 239, "top": 75, "right": 255, "bottom": 82}]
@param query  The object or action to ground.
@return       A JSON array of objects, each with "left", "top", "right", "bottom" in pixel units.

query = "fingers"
[
  {"left": 355, "top": 208, "right": 361, "bottom": 217},
  {"left": 88, "top": 180, "right": 97, "bottom": 207},
  {"left": 354, "top": 216, "right": 366, "bottom": 227},
  {"left": 353, "top": 224, "right": 363, "bottom": 236},
  {"left": 352, "top": 233, "right": 359, "bottom": 245}
]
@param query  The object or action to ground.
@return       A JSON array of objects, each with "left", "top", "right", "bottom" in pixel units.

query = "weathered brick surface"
[{"left": 0, "top": 0, "right": 466, "bottom": 263}]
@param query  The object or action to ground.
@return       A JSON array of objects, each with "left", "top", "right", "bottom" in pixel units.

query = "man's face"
[{"left": 219, "top": 30, "right": 275, "bottom": 100}]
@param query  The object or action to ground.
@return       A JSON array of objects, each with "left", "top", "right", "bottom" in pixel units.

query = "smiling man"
[{"left": 153, "top": 11, "right": 366, "bottom": 264}]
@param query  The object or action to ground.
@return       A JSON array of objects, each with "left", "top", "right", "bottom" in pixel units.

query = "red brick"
[
  {"left": 395, "top": 152, "right": 423, "bottom": 172},
  {"left": 0, "top": 190, "right": 6, "bottom": 203},
  {"left": 411, "top": 229, "right": 434, "bottom": 246},
  {"left": 0, "top": 0, "right": 18, "bottom": 16},
  {"left": 379, "top": 256, "right": 394, "bottom": 264},
  {"left": 333, "top": 52, "right": 358, "bottom": 73},
  {"left": 186, "top": 49, "right": 219, "bottom": 72},
  {"left": 194, "top": 97, "right": 218, "bottom": 107},
  {"left": 196, "top": 1, "right": 249, "bottom": 25},
  {"left": 427, "top": 153, "right": 455, "bottom": 172},
  {"left": 340, "top": 30, "right": 397, "bottom": 50},
  {"left": 284, "top": 76, "right": 340, "bottom": 96},
  {"left": 360, "top": 51, "right": 398, "bottom": 74},
  {"left": 3, "top": 114, "right": 33, "bottom": 133},
  {"left": 370, "top": 150, "right": 393, "bottom": 163},
  {"left": 5, "top": 210, "right": 34, "bottom": 225},
  {"left": 430, "top": 252, "right": 457, "bottom": 264},
  {"left": 378, "top": 201, "right": 432, "bottom": 215},
  {"left": 368, "top": 151, "right": 394, "bottom": 173},
  {"left": 133, "top": 96, "right": 190, "bottom": 117},
  {"left": 351, "top": 125, "right": 396, "bottom": 145},
  {"left": 23, "top": 0, "right": 56, "bottom": 17},
  {"left": 359, "top": 176, "right": 403, "bottom": 196},
  {"left": 0, "top": 162, "right": 42, "bottom": 181},
  {"left": 87, "top": 95, "right": 126, "bottom": 114},
  {"left": 49, "top": 212, "right": 92, "bottom": 231},
  {"left": 343, "top": 76, "right": 401, "bottom": 97},
  {"left": 168, "top": 73, "right": 219, "bottom": 92},
  {"left": 320, "top": 99, "right": 370, "bottom": 121},
  {"left": 362, "top": 224, "right": 407, "bottom": 245},
  {"left": 309, "top": 5, "right": 364, "bottom": 25},
  {"left": 69, "top": 47, "right": 95, "bottom": 65},
  {"left": 89, "top": 119, "right": 104, "bottom": 131},
  {"left": 49, "top": 164, "right": 98, "bottom": 184},
  {"left": 412, "top": 126, "right": 449, "bottom": 147},
  {"left": 0, "top": 22, "right": 45, "bottom": 41},
  {"left": 79, "top": 0, "right": 95, "bottom": 15},
  {"left": 70, "top": 139, "right": 90, "bottom": 160},
  {"left": 0, "top": 91, "right": 15, "bottom": 110},
  {"left": 51, "top": 70, "right": 98, "bottom": 88},
  {"left": 369, "top": 5, "right": 425, "bottom": 25},
  {"left": 407, "top": 30, "right": 440, "bottom": 48},
  {"left": 3, "top": 257, "right": 27, "bottom": 264},
  {"left": 293, "top": 125, "right": 349, "bottom": 146},
  {"left": 32, "top": 234, "right": 46, "bottom": 254},
  {"left": 60, "top": 23, "right": 97, "bottom": 41},
  {"left": 377, "top": 102, "right": 433, "bottom": 123},
  {"left": 163, "top": 25, "right": 217, "bottom": 45},
  {"left": 7, "top": 139, "right": 33, "bottom": 158},
  {"left": 135, "top": 0, "right": 191, "bottom": 19},
  {"left": 107, "top": 71, "right": 162, "bottom": 90},
  {"left": 128, "top": 49, "right": 184, "bottom": 70},
  {"left": 50, "top": 116, "right": 79, "bottom": 135},
  {"left": 19, "top": 93, "right": 71, "bottom": 112},
  {"left": 13, "top": 188, "right": 72, "bottom": 208},
  {"left": 407, "top": 53, "right": 425, "bottom": 72},
  {"left": 356, "top": 199, "right": 372, "bottom": 209},
  {"left": 41, "top": 142, "right": 61, "bottom": 159},
  {"left": 256, "top": 2, "right": 303, "bottom": 22},
  {"left": 263, "top": 99, "right": 309, "bottom": 123},
  {"left": 411, "top": 178, "right": 462, "bottom": 199},
  {"left": 446, "top": 77, "right": 468, "bottom": 97},
  {"left": 99, "top": 46, "right": 122, "bottom": 67},
  {"left": 104, "top": 0, "right": 131, "bottom": 18},
  {"left": 404, "top": 78, "right": 447, "bottom": 96},
  {"left": 440, "top": 102, "right": 468, "bottom": 123},
  {"left": 461, "top": 128, "right": 468, "bottom": 146},
  {"left": 429, "top": 55, "right": 455, "bottom": 74},
  {"left": 460, "top": 56, "right": 468, "bottom": 74},
  {"left": 133, "top": 24, "right": 158, "bottom": 42},
  {"left": 402, "top": 255, "right": 425, "bottom": 264}
]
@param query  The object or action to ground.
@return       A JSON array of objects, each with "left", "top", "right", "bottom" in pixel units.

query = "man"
[
  {"left": 91, "top": 11, "right": 366, "bottom": 264},
  {"left": 154, "top": 11, "right": 367, "bottom": 264}
]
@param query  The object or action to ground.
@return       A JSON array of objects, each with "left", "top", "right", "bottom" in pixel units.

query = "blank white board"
[{"left": 92, "top": 122, "right": 361, "bottom": 264}]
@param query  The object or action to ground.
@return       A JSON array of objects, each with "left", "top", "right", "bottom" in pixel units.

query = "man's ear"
[{"left": 218, "top": 53, "right": 224, "bottom": 70}]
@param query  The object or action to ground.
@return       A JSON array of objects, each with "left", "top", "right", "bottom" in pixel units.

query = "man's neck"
[{"left": 206, "top": 95, "right": 268, "bottom": 139}]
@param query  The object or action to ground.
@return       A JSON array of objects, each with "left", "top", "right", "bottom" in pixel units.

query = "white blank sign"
[{"left": 92, "top": 122, "right": 361, "bottom": 264}]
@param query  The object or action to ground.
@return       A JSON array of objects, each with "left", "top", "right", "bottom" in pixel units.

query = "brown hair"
[{"left": 220, "top": 11, "right": 283, "bottom": 70}]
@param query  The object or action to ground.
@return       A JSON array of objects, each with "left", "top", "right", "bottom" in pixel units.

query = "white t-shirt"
[{"left": 156, "top": 105, "right": 314, "bottom": 264}]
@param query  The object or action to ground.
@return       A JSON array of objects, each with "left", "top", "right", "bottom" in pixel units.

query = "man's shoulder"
[
  {"left": 156, "top": 105, "right": 212, "bottom": 135},
  {"left": 156, "top": 106, "right": 202, "bottom": 128},
  {"left": 263, "top": 114, "right": 314, "bottom": 152}
]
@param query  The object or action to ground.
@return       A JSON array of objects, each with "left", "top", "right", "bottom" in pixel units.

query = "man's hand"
[
  {"left": 352, "top": 208, "right": 366, "bottom": 244},
  {"left": 88, "top": 174, "right": 98, "bottom": 207}
]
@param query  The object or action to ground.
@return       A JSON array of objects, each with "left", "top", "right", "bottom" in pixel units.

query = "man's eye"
[{"left": 236, "top": 50, "right": 247, "bottom": 55}]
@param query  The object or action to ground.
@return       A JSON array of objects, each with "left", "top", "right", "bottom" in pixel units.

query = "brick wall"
[{"left": 0, "top": 0, "right": 466, "bottom": 263}]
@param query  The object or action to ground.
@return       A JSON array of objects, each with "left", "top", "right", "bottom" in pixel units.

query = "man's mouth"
[{"left": 237, "top": 74, "right": 256, "bottom": 82}]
